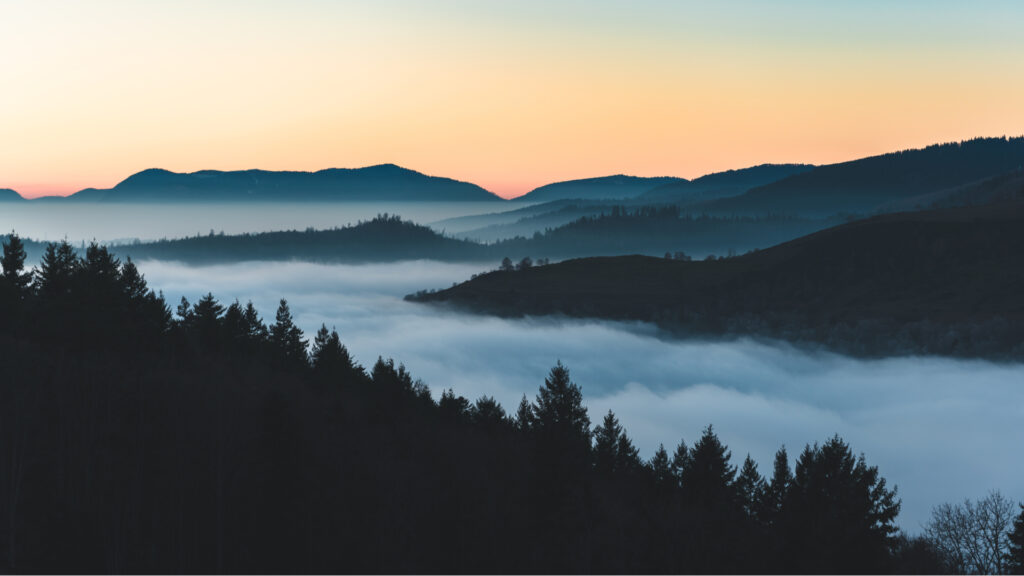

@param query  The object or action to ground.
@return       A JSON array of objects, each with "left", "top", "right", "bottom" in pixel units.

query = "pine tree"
[
  {"left": 735, "top": 455, "right": 767, "bottom": 519},
  {"left": 470, "top": 396, "right": 508, "bottom": 429},
  {"left": 670, "top": 439, "right": 689, "bottom": 488},
  {"left": 593, "top": 410, "right": 623, "bottom": 475},
  {"left": 1, "top": 232, "right": 30, "bottom": 294},
  {"left": 763, "top": 446, "right": 792, "bottom": 525},
  {"left": 271, "top": 298, "right": 308, "bottom": 367},
  {"left": 35, "top": 240, "right": 79, "bottom": 298},
  {"left": 514, "top": 395, "right": 535, "bottom": 433},
  {"left": 681, "top": 425, "right": 736, "bottom": 503},
  {"left": 649, "top": 444, "right": 674, "bottom": 489},
  {"left": 1005, "top": 504, "right": 1024, "bottom": 574},
  {"left": 781, "top": 435, "right": 900, "bottom": 573},
  {"left": 532, "top": 361, "right": 591, "bottom": 465}
]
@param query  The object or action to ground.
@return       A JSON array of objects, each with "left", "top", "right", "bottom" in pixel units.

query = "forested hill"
[
  {"left": 61, "top": 164, "right": 503, "bottom": 202},
  {"left": 114, "top": 214, "right": 492, "bottom": 263},
  {"left": 411, "top": 201, "right": 1024, "bottom": 359},
  {"left": 111, "top": 211, "right": 836, "bottom": 265},
  {"left": 639, "top": 164, "right": 814, "bottom": 203},
  {"left": 512, "top": 175, "right": 684, "bottom": 203},
  {"left": 702, "top": 137, "right": 1024, "bottom": 216},
  {"left": 0, "top": 234, "right": 950, "bottom": 573}
]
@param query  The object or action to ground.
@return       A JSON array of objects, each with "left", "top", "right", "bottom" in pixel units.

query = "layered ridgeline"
[
  {"left": 702, "top": 137, "right": 1024, "bottom": 216},
  {"left": 410, "top": 201, "right": 1024, "bottom": 359},
  {"left": 511, "top": 175, "right": 684, "bottom": 203},
  {"left": 38, "top": 164, "right": 504, "bottom": 202},
  {"left": 0, "top": 189, "right": 25, "bottom": 202},
  {"left": 638, "top": 164, "right": 814, "bottom": 204},
  {"left": 110, "top": 211, "right": 834, "bottom": 265}
]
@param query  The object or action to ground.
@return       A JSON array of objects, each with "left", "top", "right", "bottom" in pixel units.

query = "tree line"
[{"left": 2, "top": 233, "right": 1023, "bottom": 573}]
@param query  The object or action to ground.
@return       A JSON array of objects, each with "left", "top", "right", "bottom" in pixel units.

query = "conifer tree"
[
  {"left": 271, "top": 298, "right": 308, "bottom": 367},
  {"left": 782, "top": 435, "right": 900, "bottom": 573},
  {"left": 1, "top": 232, "right": 30, "bottom": 294},
  {"left": 533, "top": 361, "right": 591, "bottom": 465},
  {"left": 735, "top": 455, "right": 767, "bottom": 519},
  {"left": 514, "top": 395, "right": 535, "bottom": 433},
  {"left": 1008, "top": 504, "right": 1024, "bottom": 575},
  {"left": 763, "top": 446, "right": 792, "bottom": 524},
  {"left": 649, "top": 444, "right": 674, "bottom": 489}
]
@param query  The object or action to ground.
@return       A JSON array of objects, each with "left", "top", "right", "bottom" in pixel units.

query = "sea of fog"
[
  {"left": 135, "top": 258, "right": 1024, "bottom": 532},
  {"left": 0, "top": 201, "right": 504, "bottom": 244}
]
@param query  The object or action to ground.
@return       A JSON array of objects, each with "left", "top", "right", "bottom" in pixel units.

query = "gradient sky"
[{"left": 3, "top": 1, "right": 1024, "bottom": 199}]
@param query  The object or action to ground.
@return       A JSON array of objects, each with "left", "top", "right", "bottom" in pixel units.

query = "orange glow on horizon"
[{"left": 3, "top": 2, "right": 1023, "bottom": 200}]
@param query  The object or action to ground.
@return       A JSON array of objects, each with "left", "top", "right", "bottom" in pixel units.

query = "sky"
[{"left": 3, "top": 0, "right": 1024, "bottom": 198}]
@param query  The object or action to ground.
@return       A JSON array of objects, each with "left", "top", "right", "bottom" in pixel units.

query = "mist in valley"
[
  {"left": 0, "top": 201, "right": 504, "bottom": 244},
  {"left": 135, "top": 258, "right": 1024, "bottom": 531}
]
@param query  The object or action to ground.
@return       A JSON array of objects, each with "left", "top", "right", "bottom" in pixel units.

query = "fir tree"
[{"left": 271, "top": 298, "right": 308, "bottom": 367}]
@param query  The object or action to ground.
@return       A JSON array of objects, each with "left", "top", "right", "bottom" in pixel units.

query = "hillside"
[
  {"left": 410, "top": 201, "right": 1024, "bottom": 358},
  {"left": 62, "top": 164, "right": 503, "bottom": 202},
  {"left": 512, "top": 175, "right": 684, "bottom": 203},
  {"left": 114, "top": 214, "right": 492, "bottom": 263},
  {"left": 702, "top": 137, "right": 1024, "bottom": 216},
  {"left": 0, "top": 188, "right": 24, "bottom": 202},
  {"left": 109, "top": 210, "right": 832, "bottom": 265},
  {"left": 640, "top": 164, "right": 814, "bottom": 203}
]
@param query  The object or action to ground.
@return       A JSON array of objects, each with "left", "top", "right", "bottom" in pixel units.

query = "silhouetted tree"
[
  {"left": 532, "top": 361, "right": 591, "bottom": 466},
  {"left": 514, "top": 394, "right": 535, "bottom": 433},
  {"left": 500, "top": 257, "right": 514, "bottom": 272},
  {"left": 781, "top": 435, "right": 900, "bottom": 574},
  {"left": 270, "top": 298, "right": 308, "bottom": 367},
  {"left": 736, "top": 454, "right": 766, "bottom": 519},
  {"left": 1008, "top": 504, "right": 1024, "bottom": 574},
  {"left": 925, "top": 491, "right": 1016, "bottom": 574},
  {"left": 670, "top": 439, "right": 689, "bottom": 488},
  {"left": 1, "top": 233, "right": 30, "bottom": 294},
  {"left": 649, "top": 444, "right": 674, "bottom": 490}
]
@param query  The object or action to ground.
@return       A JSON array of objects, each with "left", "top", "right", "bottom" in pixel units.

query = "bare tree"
[{"left": 925, "top": 490, "right": 1016, "bottom": 574}]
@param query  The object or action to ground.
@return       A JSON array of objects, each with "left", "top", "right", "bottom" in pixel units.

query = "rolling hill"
[
  {"left": 512, "top": 175, "right": 684, "bottom": 203},
  {"left": 61, "top": 164, "right": 504, "bottom": 202},
  {"left": 0, "top": 189, "right": 25, "bottom": 202},
  {"left": 410, "top": 200, "right": 1024, "bottom": 358},
  {"left": 701, "top": 137, "right": 1024, "bottom": 216},
  {"left": 639, "top": 164, "right": 814, "bottom": 203}
]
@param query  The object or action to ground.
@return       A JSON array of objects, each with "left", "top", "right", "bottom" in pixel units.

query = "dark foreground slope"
[
  {"left": 411, "top": 201, "right": 1024, "bottom": 358},
  {"left": 0, "top": 238, "right": 931, "bottom": 574}
]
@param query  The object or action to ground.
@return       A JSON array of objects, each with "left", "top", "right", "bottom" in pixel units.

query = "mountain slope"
[
  {"left": 0, "top": 188, "right": 25, "bottom": 202},
  {"left": 702, "top": 137, "right": 1024, "bottom": 216},
  {"left": 411, "top": 201, "right": 1024, "bottom": 358},
  {"left": 640, "top": 164, "right": 814, "bottom": 203},
  {"left": 64, "top": 164, "right": 503, "bottom": 202},
  {"left": 512, "top": 175, "right": 684, "bottom": 203}
]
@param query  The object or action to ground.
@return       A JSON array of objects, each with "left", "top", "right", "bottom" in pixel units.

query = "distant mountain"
[
  {"left": 701, "top": 137, "right": 1024, "bottom": 216},
  {"left": 62, "top": 164, "right": 503, "bottom": 202},
  {"left": 411, "top": 200, "right": 1024, "bottom": 359},
  {"left": 640, "top": 164, "right": 814, "bottom": 203},
  {"left": 0, "top": 188, "right": 25, "bottom": 202},
  {"left": 512, "top": 175, "right": 685, "bottom": 203}
]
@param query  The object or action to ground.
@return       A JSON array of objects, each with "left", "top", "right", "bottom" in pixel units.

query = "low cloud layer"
[{"left": 138, "top": 259, "right": 1024, "bottom": 531}]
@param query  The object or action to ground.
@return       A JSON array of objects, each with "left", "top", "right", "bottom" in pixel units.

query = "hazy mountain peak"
[
  {"left": 0, "top": 188, "right": 25, "bottom": 201},
  {"left": 65, "top": 165, "right": 503, "bottom": 202}
]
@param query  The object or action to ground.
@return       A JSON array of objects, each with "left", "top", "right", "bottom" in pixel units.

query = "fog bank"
[{"left": 137, "top": 259, "right": 1024, "bottom": 531}]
